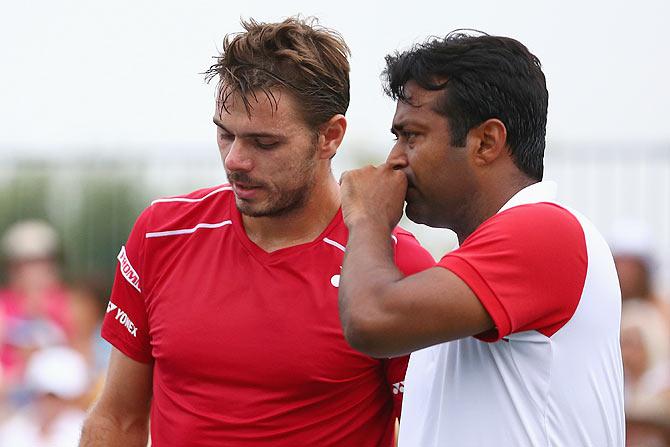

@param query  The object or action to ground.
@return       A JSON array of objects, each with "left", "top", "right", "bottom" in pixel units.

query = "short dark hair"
[
  {"left": 383, "top": 31, "right": 548, "bottom": 180},
  {"left": 205, "top": 17, "right": 351, "bottom": 130}
]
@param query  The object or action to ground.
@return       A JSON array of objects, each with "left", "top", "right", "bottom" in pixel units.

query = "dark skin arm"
[
  {"left": 338, "top": 163, "right": 493, "bottom": 358},
  {"left": 79, "top": 348, "right": 152, "bottom": 447}
]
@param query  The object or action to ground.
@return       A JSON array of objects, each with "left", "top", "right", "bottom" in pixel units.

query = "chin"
[
  {"left": 405, "top": 204, "right": 427, "bottom": 225},
  {"left": 406, "top": 203, "right": 446, "bottom": 228},
  {"left": 236, "top": 198, "right": 305, "bottom": 218},
  {"left": 237, "top": 203, "right": 273, "bottom": 217},
  {"left": 235, "top": 198, "right": 264, "bottom": 217}
]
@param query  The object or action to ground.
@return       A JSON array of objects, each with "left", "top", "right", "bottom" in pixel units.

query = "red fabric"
[
  {"left": 437, "top": 202, "right": 588, "bottom": 341},
  {"left": 101, "top": 185, "right": 434, "bottom": 446}
]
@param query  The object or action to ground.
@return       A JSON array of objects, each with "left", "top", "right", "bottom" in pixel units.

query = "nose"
[
  {"left": 386, "top": 142, "right": 409, "bottom": 170},
  {"left": 223, "top": 139, "right": 253, "bottom": 173}
]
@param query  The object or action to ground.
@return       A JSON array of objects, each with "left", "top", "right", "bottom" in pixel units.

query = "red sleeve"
[
  {"left": 101, "top": 207, "right": 153, "bottom": 363},
  {"left": 392, "top": 228, "right": 436, "bottom": 276},
  {"left": 383, "top": 355, "right": 409, "bottom": 420},
  {"left": 385, "top": 229, "right": 432, "bottom": 419},
  {"left": 437, "top": 203, "right": 587, "bottom": 341}
]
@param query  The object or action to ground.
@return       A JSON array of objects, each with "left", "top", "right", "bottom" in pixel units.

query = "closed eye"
[
  {"left": 218, "top": 131, "right": 234, "bottom": 141},
  {"left": 255, "top": 140, "right": 280, "bottom": 150}
]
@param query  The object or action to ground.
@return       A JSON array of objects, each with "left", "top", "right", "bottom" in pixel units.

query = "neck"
[
  {"left": 242, "top": 174, "right": 341, "bottom": 252},
  {"left": 456, "top": 173, "right": 536, "bottom": 244}
]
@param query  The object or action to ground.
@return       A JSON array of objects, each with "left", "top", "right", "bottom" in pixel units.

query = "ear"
[
  {"left": 469, "top": 118, "right": 507, "bottom": 167},
  {"left": 317, "top": 114, "right": 347, "bottom": 159}
]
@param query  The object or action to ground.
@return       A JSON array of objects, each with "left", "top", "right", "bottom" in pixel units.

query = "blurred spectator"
[
  {"left": 609, "top": 218, "right": 670, "bottom": 322},
  {"left": 610, "top": 219, "right": 670, "bottom": 445},
  {"left": 621, "top": 299, "right": 670, "bottom": 446},
  {"left": 68, "top": 279, "right": 110, "bottom": 372},
  {"left": 0, "top": 346, "right": 89, "bottom": 447},
  {"left": 0, "top": 220, "right": 73, "bottom": 405},
  {"left": 67, "top": 278, "right": 111, "bottom": 406}
]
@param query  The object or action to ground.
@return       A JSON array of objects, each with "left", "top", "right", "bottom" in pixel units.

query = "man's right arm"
[{"left": 79, "top": 347, "right": 153, "bottom": 447}]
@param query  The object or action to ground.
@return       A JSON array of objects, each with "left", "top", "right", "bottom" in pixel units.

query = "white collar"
[{"left": 497, "top": 181, "right": 558, "bottom": 214}]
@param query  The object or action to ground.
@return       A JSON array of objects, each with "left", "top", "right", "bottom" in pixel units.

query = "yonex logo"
[
  {"left": 106, "top": 301, "right": 118, "bottom": 314},
  {"left": 117, "top": 246, "right": 141, "bottom": 293},
  {"left": 111, "top": 304, "right": 138, "bottom": 337},
  {"left": 392, "top": 381, "right": 404, "bottom": 394}
]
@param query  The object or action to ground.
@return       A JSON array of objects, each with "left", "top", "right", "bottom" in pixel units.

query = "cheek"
[
  {"left": 282, "top": 160, "right": 312, "bottom": 186},
  {"left": 257, "top": 156, "right": 294, "bottom": 185},
  {"left": 409, "top": 143, "right": 444, "bottom": 186}
]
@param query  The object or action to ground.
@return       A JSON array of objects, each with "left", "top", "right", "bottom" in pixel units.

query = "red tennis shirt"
[{"left": 101, "top": 184, "right": 434, "bottom": 446}]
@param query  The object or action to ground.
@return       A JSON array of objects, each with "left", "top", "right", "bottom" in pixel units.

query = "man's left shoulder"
[
  {"left": 391, "top": 226, "right": 423, "bottom": 251},
  {"left": 391, "top": 226, "right": 416, "bottom": 239},
  {"left": 454, "top": 202, "right": 589, "bottom": 273},
  {"left": 487, "top": 202, "right": 585, "bottom": 243},
  {"left": 499, "top": 201, "right": 580, "bottom": 224},
  {"left": 391, "top": 226, "right": 435, "bottom": 274}
]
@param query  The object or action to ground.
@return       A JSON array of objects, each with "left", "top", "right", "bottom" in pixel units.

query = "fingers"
[
  {"left": 340, "top": 164, "right": 376, "bottom": 185},
  {"left": 339, "top": 162, "right": 407, "bottom": 230},
  {"left": 341, "top": 163, "right": 400, "bottom": 181},
  {"left": 339, "top": 166, "right": 406, "bottom": 195}
]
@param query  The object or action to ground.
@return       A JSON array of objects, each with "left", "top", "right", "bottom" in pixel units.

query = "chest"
[{"left": 141, "top": 233, "right": 370, "bottom": 387}]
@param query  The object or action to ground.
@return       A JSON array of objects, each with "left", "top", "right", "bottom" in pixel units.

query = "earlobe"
[
  {"left": 319, "top": 114, "right": 347, "bottom": 159},
  {"left": 472, "top": 119, "right": 507, "bottom": 166}
]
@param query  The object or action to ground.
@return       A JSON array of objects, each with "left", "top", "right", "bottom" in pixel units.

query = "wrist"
[{"left": 347, "top": 214, "right": 394, "bottom": 235}]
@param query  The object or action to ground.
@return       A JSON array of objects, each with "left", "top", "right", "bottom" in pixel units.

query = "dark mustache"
[{"left": 227, "top": 171, "right": 264, "bottom": 187}]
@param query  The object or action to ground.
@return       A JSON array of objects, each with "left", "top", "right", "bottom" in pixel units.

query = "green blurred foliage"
[
  {"left": 0, "top": 161, "right": 147, "bottom": 296},
  {"left": 66, "top": 174, "right": 145, "bottom": 287},
  {"left": 0, "top": 162, "right": 51, "bottom": 228}
]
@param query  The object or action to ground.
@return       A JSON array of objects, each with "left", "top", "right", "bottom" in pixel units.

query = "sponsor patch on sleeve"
[
  {"left": 106, "top": 301, "right": 138, "bottom": 337},
  {"left": 117, "top": 246, "right": 141, "bottom": 293},
  {"left": 106, "top": 301, "right": 118, "bottom": 313}
]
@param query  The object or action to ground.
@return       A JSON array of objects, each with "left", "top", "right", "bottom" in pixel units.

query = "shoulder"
[
  {"left": 464, "top": 202, "right": 585, "bottom": 250},
  {"left": 391, "top": 226, "right": 425, "bottom": 248},
  {"left": 498, "top": 201, "right": 580, "bottom": 225},
  {"left": 441, "top": 203, "right": 590, "bottom": 340},
  {"left": 444, "top": 202, "right": 589, "bottom": 299},
  {"left": 392, "top": 226, "right": 435, "bottom": 275},
  {"left": 149, "top": 184, "right": 233, "bottom": 210},
  {"left": 136, "top": 184, "right": 235, "bottom": 236}
]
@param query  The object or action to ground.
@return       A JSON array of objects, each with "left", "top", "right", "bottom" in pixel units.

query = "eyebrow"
[
  {"left": 212, "top": 118, "right": 284, "bottom": 139},
  {"left": 390, "top": 122, "right": 406, "bottom": 134},
  {"left": 391, "top": 120, "right": 427, "bottom": 134}
]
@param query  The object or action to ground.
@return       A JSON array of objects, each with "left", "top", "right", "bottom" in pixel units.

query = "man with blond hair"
[{"left": 79, "top": 17, "right": 433, "bottom": 446}]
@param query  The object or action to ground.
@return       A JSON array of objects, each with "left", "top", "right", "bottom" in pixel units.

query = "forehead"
[
  {"left": 392, "top": 81, "right": 446, "bottom": 128},
  {"left": 214, "top": 87, "right": 306, "bottom": 132}
]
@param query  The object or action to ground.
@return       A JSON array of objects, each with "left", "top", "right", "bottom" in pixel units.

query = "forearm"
[
  {"left": 79, "top": 407, "right": 150, "bottom": 447},
  {"left": 339, "top": 218, "right": 404, "bottom": 354}
]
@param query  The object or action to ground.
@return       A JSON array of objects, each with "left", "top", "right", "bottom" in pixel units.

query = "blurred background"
[{"left": 0, "top": 0, "right": 668, "bottom": 445}]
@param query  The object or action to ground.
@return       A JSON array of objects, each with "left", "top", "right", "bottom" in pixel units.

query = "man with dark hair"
[
  {"left": 339, "top": 32, "right": 625, "bottom": 446},
  {"left": 79, "top": 17, "right": 434, "bottom": 447}
]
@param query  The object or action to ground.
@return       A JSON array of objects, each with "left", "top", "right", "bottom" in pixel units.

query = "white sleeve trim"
[
  {"left": 151, "top": 186, "right": 232, "bottom": 205},
  {"left": 323, "top": 237, "right": 346, "bottom": 252},
  {"left": 145, "top": 220, "right": 233, "bottom": 238}
]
